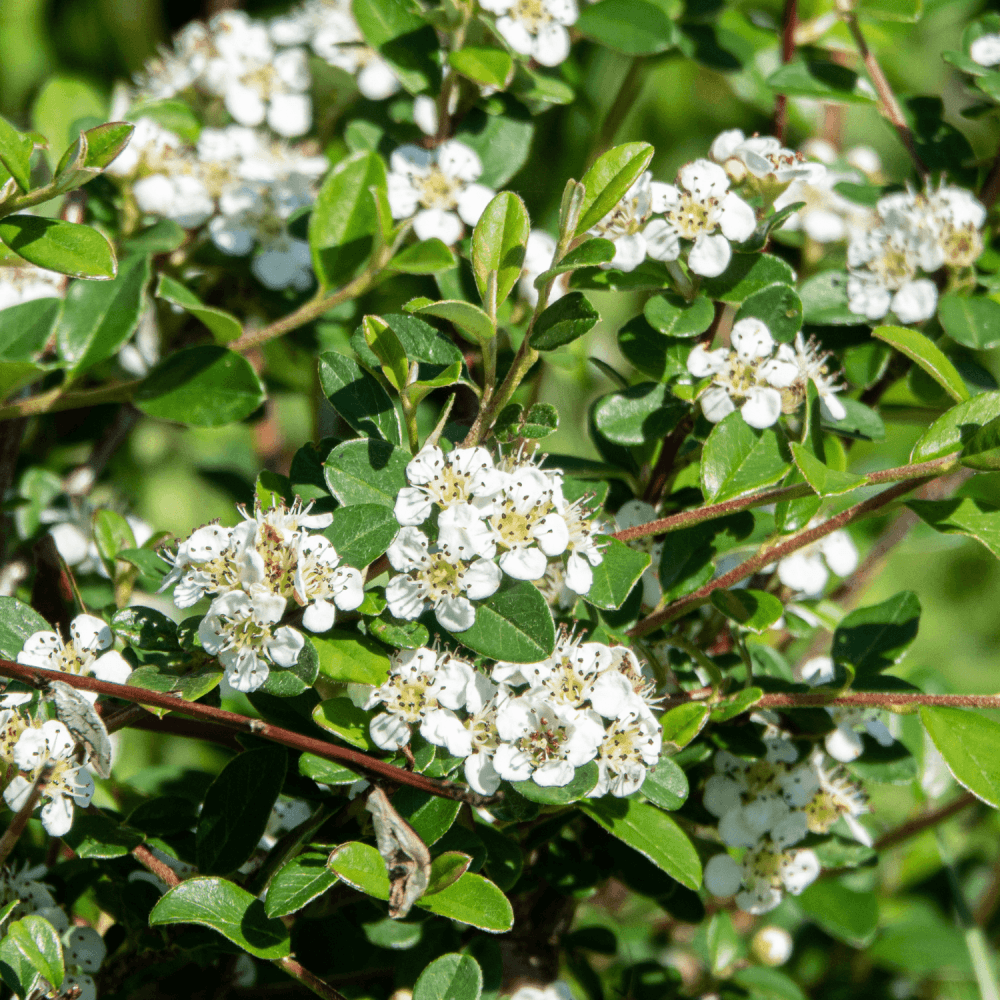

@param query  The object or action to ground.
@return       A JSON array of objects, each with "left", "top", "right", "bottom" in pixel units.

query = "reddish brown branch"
[
  {"left": 131, "top": 843, "right": 183, "bottom": 888},
  {"left": 0, "top": 765, "right": 51, "bottom": 867},
  {"left": 874, "top": 793, "right": 977, "bottom": 851},
  {"left": 773, "top": 0, "right": 798, "bottom": 142}
]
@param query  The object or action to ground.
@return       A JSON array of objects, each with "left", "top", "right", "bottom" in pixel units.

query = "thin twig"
[
  {"left": 0, "top": 382, "right": 139, "bottom": 425},
  {"left": 875, "top": 793, "right": 976, "bottom": 851},
  {"left": 0, "top": 658, "right": 492, "bottom": 805},
  {"left": 772, "top": 0, "right": 798, "bottom": 142},
  {"left": 131, "top": 843, "right": 183, "bottom": 888},
  {"left": 642, "top": 416, "right": 693, "bottom": 505},
  {"left": 845, "top": 13, "right": 928, "bottom": 178},
  {"left": 628, "top": 477, "right": 933, "bottom": 637},
  {"left": 276, "top": 957, "right": 349, "bottom": 1000},
  {"left": 0, "top": 765, "right": 52, "bottom": 867}
]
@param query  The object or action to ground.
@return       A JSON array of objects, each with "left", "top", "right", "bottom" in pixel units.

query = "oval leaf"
[
  {"left": 472, "top": 191, "right": 529, "bottom": 311},
  {"left": 0, "top": 215, "right": 116, "bottom": 279},
  {"left": 450, "top": 580, "right": 555, "bottom": 663}
]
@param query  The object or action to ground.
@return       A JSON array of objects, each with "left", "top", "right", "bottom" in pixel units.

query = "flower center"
[
  {"left": 869, "top": 244, "right": 915, "bottom": 288},
  {"left": 426, "top": 465, "right": 477, "bottom": 506},
  {"left": 220, "top": 611, "right": 273, "bottom": 652},
  {"left": 511, "top": 0, "right": 551, "bottom": 32},
  {"left": 423, "top": 551, "right": 464, "bottom": 600},
  {"left": 666, "top": 193, "right": 718, "bottom": 239},
  {"left": 385, "top": 680, "right": 432, "bottom": 721},
  {"left": 515, "top": 715, "right": 567, "bottom": 763},
  {"left": 416, "top": 169, "right": 464, "bottom": 212},
  {"left": 804, "top": 792, "right": 839, "bottom": 833},
  {"left": 744, "top": 847, "right": 782, "bottom": 884},
  {"left": 600, "top": 722, "right": 641, "bottom": 767}
]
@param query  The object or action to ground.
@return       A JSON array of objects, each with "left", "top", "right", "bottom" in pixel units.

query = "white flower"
[
  {"left": 971, "top": 33, "right": 1000, "bottom": 67},
  {"left": 508, "top": 984, "right": 574, "bottom": 1000},
  {"left": 736, "top": 845, "right": 820, "bottom": 914},
  {"left": 199, "top": 589, "right": 304, "bottom": 693},
  {"left": 590, "top": 700, "right": 662, "bottom": 797},
  {"left": 14, "top": 614, "right": 131, "bottom": 706},
  {"left": 480, "top": 0, "right": 579, "bottom": 67},
  {"left": 711, "top": 130, "right": 826, "bottom": 184},
  {"left": 560, "top": 496, "right": 604, "bottom": 596},
  {"left": 643, "top": 159, "right": 756, "bottom": 277},
  {"left": 293, "top": 534, "right": 365, "bottom": 632},
  {"left": 704, "top": 852, "right": 743, "bottom": 897},
  {"left": 753, "top": 926, "right": 794, "bottom": 967},
  {"left": 387, "top": 141, "right": 495, "bottom": 244},
  {"left": 161, "top": 523, "right": 241, "bottom": 608},
  {"left": 777, "top": 527, "right": 857, "bottom": 596},
  {"left": 587, "top": 171, "right": 656, "bottom": 272},
  {"left": 65, "top": 926, "right": 107, "bottom": 974},
  {"left": 134, "top": 173, "right": 215, "bottom": 228},
  {"left": 386, "top": 526, "right": 502, "bottom": 632},
  {"left": 613, "top": 500, "right": 661, "bottom": 608},
  {"left": 394, "top": 445, "right": 504, "bottom": 526},
  {"left": 891, "top": 278, "right": 938, "bottom": 324}
]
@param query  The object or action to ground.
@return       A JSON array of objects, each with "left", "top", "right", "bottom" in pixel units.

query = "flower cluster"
[
  {"left": 701, "top": 733, "right": 871, "bottom": 914},
  {"left": 710, "top": 129, "right": 826, "bottom": 186},
  {"left": 365, "top": 633, "right": 662, "bottom": 798},
  {"left": 388, "top": 445, "right": 603, "bottom": 632},
  {"left": 0, "top": 260, "right": 65, "bottom": 311},
  {"left": 386, "top": 142, "right": 496, "bottom": 245},
  {"left": 775, "top": 526, "right": 858, "bottom": 598},
  {"left": 479, "top": 0, "right": 579, "bottom": 68},
  {"left": 108, "top": 121, "right": 327, "bottom": 290},
  {"left": 845, "top": 182, "right": 986, "bottom": 324},
  {"left": 161, "top": 498, "right": 364, "bottom": 692},
  {"left": 687, "top": 320, "right": 845, "bottom": 429}
]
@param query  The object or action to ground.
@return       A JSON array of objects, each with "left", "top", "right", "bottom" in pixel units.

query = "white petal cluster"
[
  {"left": 479, "top": 0, "right": 578, "bottom": 67},
  {"left": 687, "top": 318, "right": 802, "bottom": 429},
  {"left": 702, "top": 735, "right": 871, "bottom": 914},
  {"left": 270, "top": 0, "right": 402, "bottom": 101},
  {"left": 777, "top": 526, "right": 857, "bottom": 596},
  {"left": 846, "top": 182, "right": 986, "bottom": 324},
  {"left": 162, "top": 498, "right": 364, "bottom": 692},
  {"left": 710, "top": 129, "right": 827, "bottom": 185},
  {"left": 801, "top": 657, "right": 895, "bottom": 762},
  {"left": 387, "top": 446, "right": 602, "bottom": 631},
  {"left": 387, "top": 142, "right": 496, "bottom": 244},
  {"left": 2, "top": 718, "right": 95, "bottom": 837},
  {"left": 642, "top": 160, "right": 757, "bottom": 277},
  {"left": 14, "top": 613, "right": 132, "bottom": 706},
  {"left": 0, "top": 261, "right": 65, "bottom": 311},
  {"left": 108, "top": 120, "right": 327, "bottom": 291},
  {"left": 970, "top": 32, "right": 1000, "bottom": 67}
]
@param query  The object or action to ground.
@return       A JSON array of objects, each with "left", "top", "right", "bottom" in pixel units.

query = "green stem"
[
  {"left": 0, "top": 382, "right": 140, "bottom": 423},
  {"left": 665, "top": 260, "right": 695, "bottom": 301},
  {"left": 586, "top": 56, "right": 647, "bottom": 167}
]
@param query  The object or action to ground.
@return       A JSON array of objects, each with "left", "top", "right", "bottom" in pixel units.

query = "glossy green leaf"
[
  {"left": 960, "top": 414, "right": 1000, "bottom": 470},
  {"left": 592, "top": 382, "right": 686, "bottom": 445},
  {"left": 0, "top": 116, "right": 34, "bottom": 191},
  {"left": 0, "top": 215, "right": 116, "bottom": 280},
  {"left": 361, "top": 314, "right": 409, "bottom": 391},
  {"left": 419, "top": 871, "right": 514, "bottom": 931},
  {"left": 873, "top": 325, "right": 969, "bottom": 403},
  {"left": 858, "top": 0, "right": 922, "bottom": 21},
  {"left": 799, "top": 271, "right": 861, "bottom": 325},
  {"left": 156, "top": 274, "right": 242, "bottom": 343},
  {"left": 323, "top": 438, "right": 409, "bottom": 507},
  {"left": 0, "top": 596, "right": 52, "bottom": 659},
  {"left": 701, "top": 253, "right": 795, "bottom": 303},
  {"left": 110, "top": 607, "right": 178, "bottom": 651},
  {"left": 511, "top": 761, "right": 599, "bottom": 805},
  {"left": 313, "top": 697, "right": 377, "bottom": 751},
  {"left": 53, "top": 122, "right": 134, "bottom": 193},
  {"left": 414, "top": 299, "right": 495, "bottom": 346},
  {"left": 920, "top": 706, "right": 1000, "bottom": 807},
  {"left": 911, "top": 392, "right": 1000, "bottom": 462},
  {"left": 136, "top": 346, "right": 265, "bottom": 426},
  {"left": 660, "top": 702, "right": 710, "bottom": 751},
  {"left": 322, "top": 503, "right": 400, "bottom": 567},
  {"left": 906, "top": 497, "right": 1000, "bottom": 557},
  {"left": 369, "top": 615, "right": 429, "bottom": 648},
  {"left": 709, "top": 588, "right": 784, "bottom": 634},
  {"left": 196, "top": 746, "right": 287, "bottom": 874},
  {"left": 644, "top": 292, "right": 715, "bottom": 338},
  {"left": 472, "top": 191, "right": 529, "bottom": 311},
  {"left": 451, "top": 579, "right": 555, "bottom": 662},
  {"left": 797, "top": 879, "right": 879, "bottom": 946},
  {"left": 617, "top": 315, "right": 690, "bottom": 382},
  {"left": 393, "top": 787, "right": 461, "bottom": 845},
  {"left": 576, "top": 142, "right": 655, "bottom": 235},
  {"left": 31, "top": 76, "right": 105, "bottom": 159},
  {"left": 766, "top": 58, "right": 876, "bottom": 103},
  {"left": 0, "top": 297, "right": 59, "bottom": 398},
  {"left": 790, "top": 442, "right": 867, "bottom": 496},
  {"left": 127, "top": 663, "right": 223, "bottom": 717},
  {"left": 62, "top": 812, "right": 143, "bottom": 858},
  {"left": 299, "top": 753, "right": 360, "bottom": 786},
  {"left": 476, "top": 824, "right": 523, "bottom": 891},
  {"left": 585, "top": 535, "right": 650, "bottom": 610},
  {"left": 710, "top": 686, "right": 764, "bottom": 722},
  {"left": 314, "top": 631, "right": 390, "bottom": 686},
  {"left": 529, "top": 291, "right": 599, "bottom": 350},
  {"left": 493, "top": 401, "right": 559, "bottom": 442},
  {"left": 734, "top": 283, "right": 803, "bottom": 344},
  {"left": 576, "top": 0, "right": 679, "bottom": 55},
  {"left": 318, "top": 350, "right": 402, "bottom": 444},
  {"left": 309, "top": 151, "right": 386, "bottom": 287},
  {"left": 265, "top": 851, "right": 339, "bottom": 918},
  {"left": 822, "top": 396, "right": 885, "bottom": 441},
  {"left": 582, "top": 798, "right": 701, "bottom": 890},
  {"left": 150, "top": 876, "right": 291, "bottom": 959},
  {"left": 533, "top": 238, "right": 615, "bottom": 288},
  {"left": 0, "top": 916, "right": 63, "bottom": 992},
  {"left": 389, "top": 238, "right": 457, "bottom": 274},
  {"left": 425, "top": 852, "right": 473, "bottom": 894},
  {"left": 701, "top": 411, "right": 791, "bottom": 502},
  {"left": 414, "top": 952, "right": 482, "bottom": 1000},
  {"left": 92, "top": 508, "right": 136, "bottom": 574},
  {"left": 449, "top": 47, "right": 514, "bottom": 88},
  {"left": 640, "top": 756, "right": 688, "bottom": 810},
  {"left": 938, "top": 295, "right": 1000, "bottom": 350},
  {"left": 831, "top": 591, "right": 920, "bottom": 679}
]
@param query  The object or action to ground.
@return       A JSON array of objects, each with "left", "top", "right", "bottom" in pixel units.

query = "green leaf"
[
  {"left": 529, "top": 292, "right": 600, "bottom": 350},
  {"left": 732, "top": 967, "right": 807, "bottom": 1000},
  {"left": 393, "top": 787, "right": 461, "bottom": 844},
  {"left": 858, "top": 0, "right": 922, "bottom": 21},
  {"left": 960, "top": 415, "right": 1000, "bottom": 470},
  {"left": 585, "top": 535, "right": 651, "bottom": 611},
  {"left": 324, "top": 437, "right": 409, "bottom": 508},
  {"left": 425, "top": 852, "right": 473, "bottom": 894},
  {"left": 32, "top": 76, "right": 106, "bottom": 160},
  {"left": 318, "top": 351, "right": 402, "bottom": 445},
  {"left": 511, "top": 761, "right": 599, "bottom": 804},
  {"left": 822, "top": 396, "right": 885, "bottom": 441},
  {"left": 472, "top": 191, "right": 529, "bottom": 312},
  {"left": 150, "top": 876, "right": 291, "bottom": 959},
  {"left": 937, "top": 295, "right": 1000, "bottom": 351},
  {"left": 136, "top": 346, "right": 265, "bottom": 427},
  {"left": 0, "top": 596, "right": 51, "bottom": 659},
  {"left": 389, "top": 239, "right": 457, "bottom": 274},
  {"left": 644, "top": 292, "right": 715, "bottom": 338},
  {"left": 617, "top": 315, "right": 690, "bottom": 382},
  {"left": 799, "top": 271, "right": 862, "bottom": 326},
  {"left": 533, "top": 238, "right": 615, "bottom": 288},
  {"left": 640, "top": 757, "right": 688, "bottom": 810},
  {"left": 766, "top": 58, "right": 876, "bottom": 103},
  {"left": 701, "top": 411, "right": 791, "bottom": 502},
  {"left": 0, "top": 297, "right": 59, "bottom": 399},
  {"left": 790, "top": 442, "right": 867, "bottom": 496},
  {"left": 493, "top": 402, "right": 559, "bottom": 442},
  {"left": 710, "top": 686, "right": 764, "bottom": 722},
  {"left": 797, "top": 879, "right": 879, "bottom": 947},
  {"left": 309, "top": 151, "right": 386, "bottom": 288},
  {"left": 115, "top": 547, "right": 169, "bottom": 585},
  {"left": 592, "top": 382, "right": 686, "bottom": 445},
  {"left": 454, "top": 104, "right": 534, "bottom": 188},
  {"left": 55, "top": 253, "right": 149, "bottom": 372},
  {"left": 920, "top": 706, "right": 1000, "bottom": 807},
  {"left": 413, "top": 299, "right": 495, "bottom": 346},
  {"left": 53, "top": 122, "right": 134, "bottom": 193},
  {"left": 0, "top": 916, "right": 64, "bottom": 992},
  {"left": 419, "top": 872, "right": 514, "bottom": 931},
  {"left": 576, "top": 0, "right": 679, "bottom": 54},
  {"left": 125, "top": 219, "right": 186, "bottom": 255},
  {"left": 126, "top": 663, "right": 222, "bottom": 717},
  {"left": 266, "top": 852, "right": 339, "bottom": 918},
  {"left": 300, "top": 753, "right": 360, "bottom": 786},
  {"left": 352, "top": 0, "right": 437, "bottom": 92},
  {"left": 0, "top": 116, "right": 34, "bottom": 191},
  {"left": 475, "top": 824, "right": 523, "bottom": 891},
  {"left": 449, "top": 47, "right": 514, "bottom": 88},
  {"left": 62, "top": 812, "right": 143, "bottom": 858},
  {"left": 451, "top": 579, "right": 555, "bottom": 662},
  {"left": 0, "top": 215, "right": 116, "bottom": 280},
  {"left": 321, "top": 504, "right": 399, "bottom": 568},
  {"left": 380, "top": 312, "right": 465, "bottom": 368},
  {"left": 831, "top": 591, "right": 920, "bottom": 679},
  {"left": 414, "top": 952, "right": 483, "bottom": 1000},
  {"left": 370, "top": 615, "right": 429, "bottom": 648},
  {"left": 709, "top": 588, "right": 784, "bottom": 634},
  {"left": 328, "top": 841, "right": 390, "bottom": 898},
  {"left": 196, "top": 746, "right": 287, "bottom": 875},
  {"left": 156, "top": 274, "right": 242, "bottom": 344},
  {"left": 582, "top": 798, "right": 701, "bottom": 890},
  {"left": 576, "top": 142, "right": 655, "bottom": 235},
  {"left": 873, "top": 325, "right": 969, "bottom": 403},
  {"left": 315, "top": 631, "right": 390, "bottom": 686},
  {"left": 125, "top": 98, "right": 200, "bottom": 143},
  {"left": 362, "top": 314, "right": 410, "bottom": 392},
  {"left": 92, "top": 508, "right": 136, "bottom": 573},
  {"left": 660, "top": 702, "right": 709, "bottom": 751},
  {"left": 110, "top": 607, "right": 178, "bottom": 651},
  {"left": 734, "top": 283, "right": 803, "bottom": 344},
  {"left": 313, "top": 697, "right": 377, "bottom": 751},
  {"left": 911, "top": 391, "right": 1000, "bottom": 462},
  {"left": 906, "top": 497, "right": 1000, "bottom": 557},
  {"left": 701, "top": 253, "right": 795, "bottom": 303}
]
